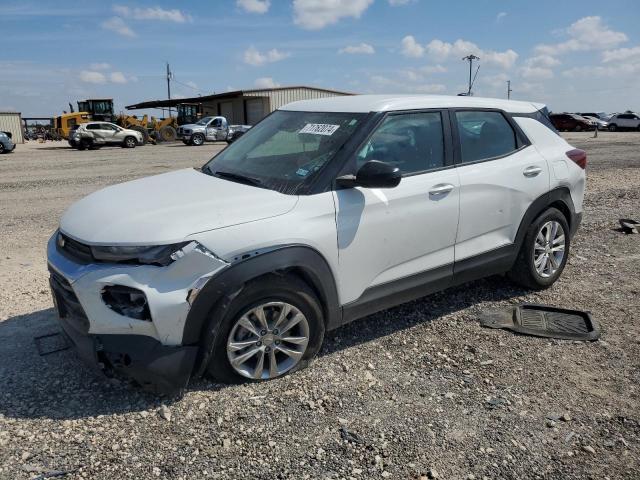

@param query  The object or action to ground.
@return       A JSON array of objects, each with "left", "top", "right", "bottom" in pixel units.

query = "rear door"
[
  {"left": 453, "top": 109, "right": 549, "bottom": 262},
  {"left": 334, "top": 110, "right": 460, "bottom": 305}
]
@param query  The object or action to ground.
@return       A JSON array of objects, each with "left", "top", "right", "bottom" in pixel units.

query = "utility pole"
[
  {"left": 507, "top": 80, "right": 512, "bottom": 99},
  {"left": 166, "top": 62, "right": 173, "bottom": 117},
  {"left": 462, "top": 54, "right": 480, "bottom": 96}
]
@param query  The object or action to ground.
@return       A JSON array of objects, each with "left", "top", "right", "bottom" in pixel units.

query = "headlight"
[{"left": 90, "top": 242, "right": 192, "bottom": 266}]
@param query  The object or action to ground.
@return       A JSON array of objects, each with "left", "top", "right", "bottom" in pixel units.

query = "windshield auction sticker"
[{"left": 299, "top": 123, "right": 340, "bottom": 136}]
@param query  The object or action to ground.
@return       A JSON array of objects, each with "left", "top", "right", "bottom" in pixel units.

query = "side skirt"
[{"left": 339, "top": 244, "right": 516, "bottom": 327}]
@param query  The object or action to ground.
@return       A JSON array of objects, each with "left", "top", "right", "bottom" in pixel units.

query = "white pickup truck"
[{"left": 176, "top": 116, "right": 251, "bottom": 146}]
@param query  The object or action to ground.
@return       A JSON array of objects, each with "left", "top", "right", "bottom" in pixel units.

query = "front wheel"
[
  {"left": 508, "top": 208, "right": 570, "bottom": 290},
  {"left": 608, "top": 124, "right": 617, "bottom": 132},
  {"left": 574, "top": 125, "right": 582, "bottom": 132},
  {"left": 0, "top": 143, "right": 4, "bottom": 154},
  {"left": 191, "top": 133, "right": 205, "bottom": 146},
  {"left": 123, "top": 136, "right": 137, "bottom": 148},
  {"left": 205, "top": 275, "right": 325, "bottom": 383}
]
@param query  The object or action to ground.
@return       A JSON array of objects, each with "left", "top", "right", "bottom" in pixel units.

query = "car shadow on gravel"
[{"left": 0, "top": 276, "right": 527, "bottom": 421}]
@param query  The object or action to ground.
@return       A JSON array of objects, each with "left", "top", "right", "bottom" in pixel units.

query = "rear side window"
[
  {"left": 86, "top": 124, "right": 100, "bottom": 130},
  {"left": 455, "top": 111, "right": 517, "bottom": 163},
  {"left": 356, "top": 111, "right": 445, "bottom": 175}
]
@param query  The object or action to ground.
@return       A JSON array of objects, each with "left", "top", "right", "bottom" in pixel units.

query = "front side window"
[
  {"left": 86, "top": 123, "right": 100, "bottom": 130},
  {"left": 455, "top": 111, "right": 517, "bottom": 163},
  {"left": 356, "top": 111, "right": 445, "bottom": 175},
  {"left": 196, "top": 116, "right": 214, "bottom": 125},
  {"left": 203, "top": 110, "right": 366, "bottom": 194}
]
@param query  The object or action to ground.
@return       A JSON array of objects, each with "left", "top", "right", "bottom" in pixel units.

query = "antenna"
[
  {"left": 462, "top": 54, "right": 480, "bottom": 96},
  {"left": 507, "top": 80, "right": 512, "bottom": 99}
]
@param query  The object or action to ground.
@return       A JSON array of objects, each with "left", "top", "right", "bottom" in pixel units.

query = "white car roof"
[{"left": 280, "top": 94, "right": 545, "bottom": 114}]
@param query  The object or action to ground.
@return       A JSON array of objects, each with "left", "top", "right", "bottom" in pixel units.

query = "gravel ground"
[{"left": 0, "top": 134, "right": 639, "bottom": 479}]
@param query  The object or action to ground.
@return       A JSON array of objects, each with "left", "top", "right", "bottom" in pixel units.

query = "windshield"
[
  {"left": 196, "top": 116, "right": 214, "bottom": 125},
  {"left": 202, "top": 110, "right": 366, "bottom": 194}
]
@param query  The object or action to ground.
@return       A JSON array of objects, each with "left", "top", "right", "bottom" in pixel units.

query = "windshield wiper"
[{"left": 213, "top": 170, "right": 262, "bottom": 186}]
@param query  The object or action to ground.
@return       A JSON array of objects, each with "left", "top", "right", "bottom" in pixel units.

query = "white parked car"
[
  {"left": 607, "top": 112, "right": 640, "bottom": 131},
  {"left": 47, "top": 95, "right": 586, "bottom": 393},
  {"left": 70, "top": 122, "right": 144, "bottom": 150},
  {"left": 583, "top": 115, "right": 609, "bottom": 130}
]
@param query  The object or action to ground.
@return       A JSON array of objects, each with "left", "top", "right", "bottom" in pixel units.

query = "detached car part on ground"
[
  {"left": 69, "top": 122, "right": 144, "bottom": 150},
  {"left": 48, "top": 95, "right": 586, "bottom": 394},
  {"left": 177, "top": 116, "right": 251, "bottom": 146},
  {"left": 0, "top": 131, "right": 16, "bottom": 153}
]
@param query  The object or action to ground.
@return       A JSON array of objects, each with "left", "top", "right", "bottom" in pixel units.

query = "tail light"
[{"left": 566, "top": 148, "right": 587, "bottom": 169}]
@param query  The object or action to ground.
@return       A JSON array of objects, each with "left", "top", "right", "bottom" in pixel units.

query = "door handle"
[
  {"left": 428, "top": 183, "right": 454, "bottom": 196},
  {"left": 523, "top": 166, "right": 542, "bottom": 177}
]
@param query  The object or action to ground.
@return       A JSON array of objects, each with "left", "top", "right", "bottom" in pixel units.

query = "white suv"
[
  {"left": 47, "top": 95, "right": 586, "bottom": 393},
  {"left": 607, "top": 112, "right": 640, "bottom": 131}
]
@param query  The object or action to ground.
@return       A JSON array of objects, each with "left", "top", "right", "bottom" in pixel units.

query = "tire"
[
  {"left": 78, "top": 139, "right": 92, "bottom": 151},
  {"left": 608, "top": 124, "right": 617, "bottom": 132},
  {"left": 508, "top": 207, "right": 571, "bottom": 290},
  {"left": 130, "top": 126, "right": 149, "bottom": 145},
  {"left": 0, "top": 143, "right": 4, "bottom": 154},
  {"left": 191, "top": 133, "right": 205, "bottom": 146},
  {"left": 574, "top": 125, "right": 582, "bottom": 132},
  {"left": 205, "top": 274, "right": 325, "bottom": 384},
  {"left": 158, "top": 125, "right": 177, "bottom": 142},
  {"left": 123, "top": 136, "right": 137, "bottom": 148}
]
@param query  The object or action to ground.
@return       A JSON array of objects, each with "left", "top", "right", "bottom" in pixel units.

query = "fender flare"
[
  {"left": 182, "top": 245, "right": 340, "bottom": 372},
  {"left": 513, "top": 186, "right": 579, "bottom": 256}
]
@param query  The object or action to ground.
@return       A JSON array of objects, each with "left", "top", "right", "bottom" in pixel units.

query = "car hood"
[{"left": 60, "top": 168, "right": 298, "bottom": 245}]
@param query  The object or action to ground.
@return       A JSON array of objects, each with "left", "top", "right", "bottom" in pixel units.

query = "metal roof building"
[
  {"left": 126, "top": 85, "right": 354, "bottom": 125},
  {"left": 0, "top": 112, "right": 24, "bottom": 143}
]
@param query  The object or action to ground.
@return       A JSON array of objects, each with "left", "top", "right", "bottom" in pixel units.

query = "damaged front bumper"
[{"left": 47, "top": 232, "right": 228, "bottom": 394}]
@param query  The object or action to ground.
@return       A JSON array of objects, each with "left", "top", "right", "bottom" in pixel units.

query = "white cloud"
[
  {"left": 424, "top": 38, "right": 518, "bottom": 69},
  {"left": 339, "top": 43, "right": 375, "bottom": 55},
  {"left": 421, "top": 64, "right": 447, "bottom": 74},
  {"left": 602, "top": 46, "right": 640, "bottom": 63},
  {"left": 388, "top": 0, "right": 413, "bottom": 5},
  {"left": 89, "top": 62, "right": 111, "bottom": 71},
  {"left": 562, "top": 62, "right": 640, "bottom": 78},
  {"left": 236, "top": 0, "right": 271, "bottom": 14},
  {"left": 254, "top": 77, "right": 280, "bottom": 89},
  {"left": 525, "top": 55, "right": 561, "bottom": 68},
  {"left": 243, "top": 46, "right": 290, "bottom": 66},
  {"left": 401, "top": 35, "right": 425, "bottom": 58},
  {"left": 113, "top": 5, "right": 192, "bottom": 23},
  {"left": 496, "top": 12, "right": 507, "bottom": 22},
  {"left": 101, "top": 17, "right": 136, "bottom": 37},
  {"left": 293, "top": 0, "right": 374, "bottom": 30},
  {"left": 109, "top": 71, "right": 128, "bottom": 84},
  {"left": 79, "top": 70, "right": 107, "bottom": 84},
  {"left": 519, "top": 66, "right": 554, "bottom": 80},
  {"left": 535, "top": 16, "right": 627, "bottom": 56}
]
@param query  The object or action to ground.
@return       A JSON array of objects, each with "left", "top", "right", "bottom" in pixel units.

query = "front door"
[
  {"left": 334, "top": 110, "right": 460, "bottom": 305},
  {"left": 453, "top": 110, "right": 550, "bottom": 261}
]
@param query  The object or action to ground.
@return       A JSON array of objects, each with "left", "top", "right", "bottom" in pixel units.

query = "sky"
[{"left": 1, "top": 0, "right": 639, "bottom": 117}]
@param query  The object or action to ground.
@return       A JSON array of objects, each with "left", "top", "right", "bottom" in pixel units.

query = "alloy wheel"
[
  {"left": 533, "top": 220, "right": 566, "bottom": 278},
  {"left": 226, "top": 301, "right": 310, "bottom": 380}
]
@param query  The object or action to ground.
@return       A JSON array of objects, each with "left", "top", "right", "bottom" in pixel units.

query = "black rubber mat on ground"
[{"left": 479, "top": 304, "right": 599, "bottom": 341}]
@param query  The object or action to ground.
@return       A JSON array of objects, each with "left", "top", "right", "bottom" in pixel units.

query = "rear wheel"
[
  {"left": 508, "top": 208, "right": 570, "bottom": 290},
  {"left": 191, "top": 133, "right": 205, "bottom": 146},
  {"left": 123, "top": 136, "right": 137, "bottom": 148},
  {"left": 205, "top": 275, "right": 325, "bottom": 383},
  {"left": 130, "top": 126, "right": 149, "bottom": 145},
  {"left": 158, "top": 125, "right": 177, "bottom": 142}
]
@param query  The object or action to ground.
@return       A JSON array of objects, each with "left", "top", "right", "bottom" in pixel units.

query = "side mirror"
[{"left": 337, "top": 160, "right": 402, "bottom": 189}]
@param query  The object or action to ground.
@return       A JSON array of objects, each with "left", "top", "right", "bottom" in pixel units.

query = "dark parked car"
[{"left": 549, "top": 113, "right": 595, "bottom": 132}]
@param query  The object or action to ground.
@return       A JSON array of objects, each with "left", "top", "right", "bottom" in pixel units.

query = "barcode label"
[{"left": 299, "top": 123, "right": 340, "bottom": 136}]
